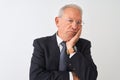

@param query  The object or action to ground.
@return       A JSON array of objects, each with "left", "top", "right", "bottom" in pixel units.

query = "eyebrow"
[{"left": 67, "top": 18, "right": 82, "bottom": 21}]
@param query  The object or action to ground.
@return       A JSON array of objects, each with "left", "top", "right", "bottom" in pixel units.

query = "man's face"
[{"left": 55, "top": 7, "right": 82, "bottom": 41}]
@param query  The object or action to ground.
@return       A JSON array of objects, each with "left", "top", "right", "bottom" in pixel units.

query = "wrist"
[{"left": 67, "top": 47, "right": 75, "bottom": 54}]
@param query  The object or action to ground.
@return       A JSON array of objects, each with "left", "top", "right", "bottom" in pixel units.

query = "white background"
[{"left": 0, "top": 0, "right": 120, "bottom": 80}]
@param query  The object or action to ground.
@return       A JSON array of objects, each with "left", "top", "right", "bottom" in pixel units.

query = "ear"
[{"left": 55, "top": 17, "right": 59, "bottom": 26}]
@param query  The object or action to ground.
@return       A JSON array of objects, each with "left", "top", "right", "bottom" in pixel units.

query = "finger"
[
  {"left": 75, "top": 29, "right": 81, "bottom": 38},
  {"left": 70, "top": 29, "right": 81, "bottom": 44}
]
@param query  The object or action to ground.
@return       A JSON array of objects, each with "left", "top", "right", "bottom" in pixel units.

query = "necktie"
[{"left": 59, "top": 41, "right": 68, "bottom": 71}]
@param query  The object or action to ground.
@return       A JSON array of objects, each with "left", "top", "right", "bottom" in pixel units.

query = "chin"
[
  {"left": 64, "top": 33, "right": 76, "bottom": 41},
  {"left": 66, "top": 36, "right": 74, "bottom": 41}
]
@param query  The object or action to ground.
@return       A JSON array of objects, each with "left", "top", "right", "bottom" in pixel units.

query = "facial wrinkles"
[
  {"left": 58, "top": 8, "right": 82, "bottom": 41},
  {"left": 63, "top": 9, "right": 81, "bottom": 29}
]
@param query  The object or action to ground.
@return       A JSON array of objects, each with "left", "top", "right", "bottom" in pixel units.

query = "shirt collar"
[{"left": 56, "top": 33, "right": 63, "bottom": 46}]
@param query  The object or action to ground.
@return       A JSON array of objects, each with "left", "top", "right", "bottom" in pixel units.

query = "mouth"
[
  {"left": 67, "top": 31, "right": 77, "bottom": 34},
  {"left": 67, "top": 31, "right": 77, "bottom": 36}
]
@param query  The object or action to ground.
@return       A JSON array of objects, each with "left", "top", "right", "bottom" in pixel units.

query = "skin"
[
  {"left": 55, "top": 7, "right": 82, "bottom": 80},
  {"left": 55, "top": 7, "right": 82, "bottom": 51}
]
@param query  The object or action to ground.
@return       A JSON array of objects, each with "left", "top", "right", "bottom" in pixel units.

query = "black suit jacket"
[{"left": 30, "top": 34, "right": 98, "bottom": 80}]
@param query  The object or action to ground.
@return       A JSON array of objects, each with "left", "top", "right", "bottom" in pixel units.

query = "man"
[{"left": 30, "top": 4, "right": 98, "bottom": 80}]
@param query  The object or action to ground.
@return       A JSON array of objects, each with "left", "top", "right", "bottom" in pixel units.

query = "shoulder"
[
  {"left": 77, "top": 38, "right": 91, "bottom": 45},
  {"left": 34, "top": 34, "right": 56, "bottom": 43},
  {"left": 34, "top": 36, "right": 51, "bottom": 43},
  {"left": 33, "top": 34, "right": 56, "bottom": 47},
  {"left": 76, "top": 38, "right": 91, "bottom": 52}
]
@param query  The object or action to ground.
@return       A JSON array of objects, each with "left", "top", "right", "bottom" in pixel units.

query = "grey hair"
[{"left": 58, "top": 4, "right": 82, "bottom": 17}]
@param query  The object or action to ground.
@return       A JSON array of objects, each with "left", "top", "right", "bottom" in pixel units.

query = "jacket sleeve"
[
  {"left": 29, "top": 39, "right": 69, "bottom": 80},
  {"left": 67, "top": 40, "right": 98, "bottom": 80},
  {"left": 83, "top": 41, "right": 98, "bottom": 80}
]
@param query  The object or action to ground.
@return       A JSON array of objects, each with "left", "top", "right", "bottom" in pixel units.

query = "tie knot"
[{"left": 61, "top": 41, "right": 66, "bottom": 47}]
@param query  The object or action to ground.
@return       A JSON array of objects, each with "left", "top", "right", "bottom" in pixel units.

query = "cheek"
[
  {"left": 58, "top": 21, "right": 72, "bottom": 32},
  {"left": 60, "top": 24, "right": 70, "bottom": 31},
  {"left": 77, "top": 26, "right": 82, "bottom": 31},
  {"left": 58, "top": 26, "right": 66, "bottom": 33}
]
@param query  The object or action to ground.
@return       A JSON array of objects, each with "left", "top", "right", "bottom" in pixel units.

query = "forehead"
[{"left": 62, "top": 7, "right": 82, "bottom": 20}]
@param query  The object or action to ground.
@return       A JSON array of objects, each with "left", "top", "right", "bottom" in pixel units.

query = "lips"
[
  {"left": 67, "top": 31, "right": 76, "bottom": 36},
  {"left": 67, "top": 31, "right": 77, "bottom": 33}
]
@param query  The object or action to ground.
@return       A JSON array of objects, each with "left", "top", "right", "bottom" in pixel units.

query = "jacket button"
[
  {"left": 69, "top": 63, "right": 71, "bottom": 66},
  {"left": 73, "top": 68, "right": 76, "bottom": 71}
]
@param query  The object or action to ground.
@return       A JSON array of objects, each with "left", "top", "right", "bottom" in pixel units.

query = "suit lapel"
[
  {"left": 50, "top": 34, "right": 60, "bottom": 55},
  {"left": 47, "top": 34, "right": 60, "bottom": 69}
]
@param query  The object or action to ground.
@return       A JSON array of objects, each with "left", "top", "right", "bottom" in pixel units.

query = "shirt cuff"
[
  {"left": 69, "top": 72, "right": 73, "bottom": 80},
  {"left": 69, "top": 46, "right": 77, "bottom": 58},
  {"left": 69, "top": 52, "right": 75, "bottom": 58}
]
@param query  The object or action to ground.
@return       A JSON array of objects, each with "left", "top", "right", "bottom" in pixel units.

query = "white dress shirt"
[{"left": 56, "top": 34, "right": 76, "bottom": 80}]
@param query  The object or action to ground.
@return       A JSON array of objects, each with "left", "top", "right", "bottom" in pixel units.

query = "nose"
[{"left": 72, "top": 21, "right": 78, "bottom": 30}]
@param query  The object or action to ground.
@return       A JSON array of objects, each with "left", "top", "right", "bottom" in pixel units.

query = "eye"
[
  {"left": 68, "top": 19, "right": 73, "bottom": 23},
  {"left": 77, "top": 21, "right": 81, "bottom": 25}
]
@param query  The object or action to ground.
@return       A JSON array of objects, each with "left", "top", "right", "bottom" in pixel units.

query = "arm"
[
  {"left": 29, "top": 39, "right": 69, "bottom": 80},
  {"left": 66, "top": 28, "right": 97, "bottom": 80},
  {"left": 83, "top": 41, "right": 98, "bottom": 80},
  {"left": 67, "top": 40, "right": 98, "bottom": 80},
  {"left": 66, "top": 29, "right": 81, "bottom": 80}
]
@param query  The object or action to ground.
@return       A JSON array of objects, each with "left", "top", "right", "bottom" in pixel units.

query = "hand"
[
  {"left": 72, "top": 72, "right": 80, "bottom": 80},
  {"left": 66, "top": 29, "right": 82, "bottom": 54}
]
